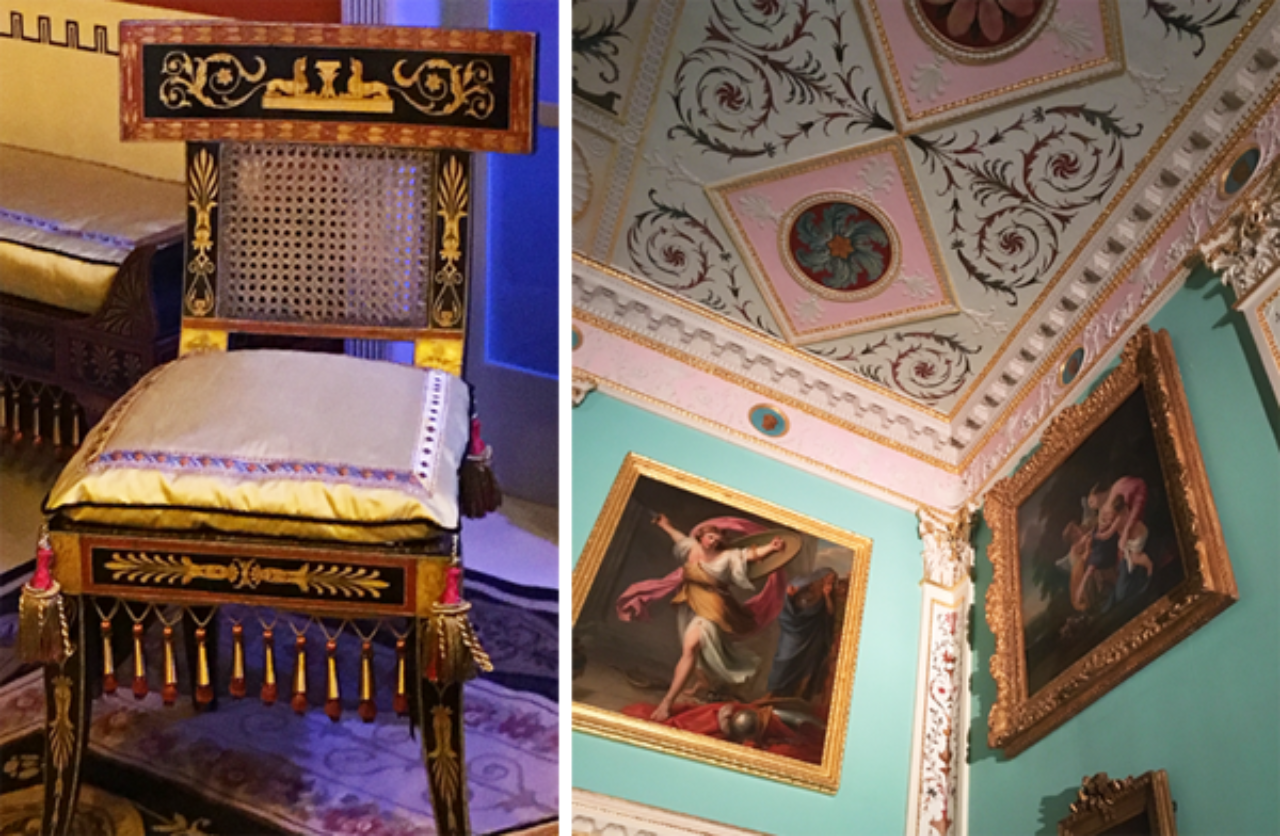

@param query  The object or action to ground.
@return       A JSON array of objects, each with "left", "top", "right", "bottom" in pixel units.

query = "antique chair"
[{"left": 17, "top": 20, "right": 536, "bottom": 836}]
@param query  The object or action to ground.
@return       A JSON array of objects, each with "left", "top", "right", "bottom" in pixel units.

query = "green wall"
[
  {"left": 968, "top": 268, "right": 1280, "bottom": 835},
  {"left": 573, "top": 394, "right": 924, "bottom": 835}
]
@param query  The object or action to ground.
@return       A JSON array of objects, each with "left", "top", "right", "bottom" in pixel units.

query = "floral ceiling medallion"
[
  {"left": 781, "top": 194, "right": 900, "bottom": 303},
  {"left": 908, "top": 0, "right": 1057, "bottom": 64}
]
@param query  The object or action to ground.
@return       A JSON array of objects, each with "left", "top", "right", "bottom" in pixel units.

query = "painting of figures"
[
  {"left": 571, "top": 454, "right": 870, "bottom": 792},
  {"left": 1016, "top": 388, "right": 1185, "bottom": 695},
  {"left": 985, "top": 327, "right": 1236, "bottom": 757}
]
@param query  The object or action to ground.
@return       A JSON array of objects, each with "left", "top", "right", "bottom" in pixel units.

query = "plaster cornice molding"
[
  {"left": 573, "top": 258, "right": 960, "bottom": 466},
  {"left": 572, "top": 790, "right": 767, "bottom": 836},
  {"left": 950, "top": 11, "right": 1280, "bottom": 451}
]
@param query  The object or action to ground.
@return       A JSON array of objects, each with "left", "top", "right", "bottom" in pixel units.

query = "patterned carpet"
[{"left": 0, "top": 578, "right": 558, "bottom": 835}]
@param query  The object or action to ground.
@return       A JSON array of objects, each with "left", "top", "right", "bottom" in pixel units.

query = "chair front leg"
[
  {"left": 41, "top": 595, "right": 93, "bottom": 836},
  {"left": 415, "top": 617, "right": 471, "bottom": 836}
]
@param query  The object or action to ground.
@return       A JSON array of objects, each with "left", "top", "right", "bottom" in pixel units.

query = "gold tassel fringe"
[
  {"left": 17, "top": 582, "right": 69, "bottom": 664},
  {"left": 424, "top": 601, "right": 493, "bottom": 684}
]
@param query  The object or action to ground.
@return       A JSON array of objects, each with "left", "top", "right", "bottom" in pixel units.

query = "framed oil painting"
[
  {"left": 571, "top": 454, "right": 871, "bottom": 792},
  {"left": 986, "top": 327, "right": 1237, "bottom": 756},
  {"left": 1058, "top": 770, "right": 1178, "bottom": 836}
]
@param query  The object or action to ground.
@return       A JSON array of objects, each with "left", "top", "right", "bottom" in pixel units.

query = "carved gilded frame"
[
  {"left": 986, "top": 327, "right": 1237, "bottom": 757},
  {"left": 1058, "top": 770, "right": 1178, "bottom": 836},
  {"left": 572, "top": 454, "right": 871, "bottom": 793}
]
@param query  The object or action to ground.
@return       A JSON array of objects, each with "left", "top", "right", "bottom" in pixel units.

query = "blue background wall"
[
  {"left": 573, "top": 395, "right": 925, "bottom": 835},
  {"left": 967, "top": 267, "right": 1280, "bottom": 835}
]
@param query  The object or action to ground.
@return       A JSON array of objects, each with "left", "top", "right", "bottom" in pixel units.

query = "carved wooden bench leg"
[{"left": 40, "top": 596, "right": 92, "bottom": 836}]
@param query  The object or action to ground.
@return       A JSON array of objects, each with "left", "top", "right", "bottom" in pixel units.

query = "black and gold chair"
[{"left": 18, "top": 20, "right": 536, "bottom": 836}]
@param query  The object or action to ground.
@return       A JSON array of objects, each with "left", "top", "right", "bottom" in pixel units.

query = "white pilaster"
[{"left": 905, "top": 507, "right": 976, "bottom": 836}]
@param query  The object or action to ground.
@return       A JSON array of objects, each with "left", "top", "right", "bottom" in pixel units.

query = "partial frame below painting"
[
  {"left": 1058, "top": 770, "right": 1178, "bottom": 836},
  {"left": 571, "top": 454, "right": 872, "bottom": 793},
  {"left": 985, "top": 327, "right": 1237, "bottom": 757}
]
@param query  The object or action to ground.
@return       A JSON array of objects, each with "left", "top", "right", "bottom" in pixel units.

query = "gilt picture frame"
[
  {"left": 572, "top": 454, "right": 871, "bottom": 793},
  {"left": 1058, "top": 770, "right": 1178, "bottom": 836},
  {"left": 985, "top": 327, "right": 1237, "bottom": 757}
]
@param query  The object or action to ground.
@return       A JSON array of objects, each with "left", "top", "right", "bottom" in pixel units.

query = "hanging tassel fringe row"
[
  {"left": 194, "top": 627, "right": 214, "bottom": 707},
  {"left": 460, "top": 416, "right": 501, "bottom": 519},
  {"left": 261, "top": 628, "right": 278, "bottom": 706},
  {"left": 17, "top": 530, "right": 71, "bottom": 665},
  {"left": 230, "top": 624, "right": 247, "bottom": 699}
]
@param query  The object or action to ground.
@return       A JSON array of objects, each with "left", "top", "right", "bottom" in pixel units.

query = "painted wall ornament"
[
  {"left": 572, "top": 454, "right": 871, "bottom": 792},
  {"left": 984, "top": 327, "right": 1236, "bottom": 756}
]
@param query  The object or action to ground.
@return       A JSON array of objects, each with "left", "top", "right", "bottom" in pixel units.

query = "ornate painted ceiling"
[{"left": 572, "top": 0, "right": 1280, "bottom": 509}]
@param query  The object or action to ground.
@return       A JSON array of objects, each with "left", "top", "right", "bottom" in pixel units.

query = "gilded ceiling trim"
[
  {"left": 959, "top": 77, "right": 1280, "bottom": 473},
  {"left": 574, "top": 308, "right": 955, "bottom": 471},
  {"left": 573, "top": 368, "right": 943, "bottom": 514},
  {"left": 573, "top": 253, "right": 952, "bottom": 422}
]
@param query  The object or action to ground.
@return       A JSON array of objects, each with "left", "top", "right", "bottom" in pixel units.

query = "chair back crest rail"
[{"left": 118, "top": 20, "right": 537, "bottom": 376}]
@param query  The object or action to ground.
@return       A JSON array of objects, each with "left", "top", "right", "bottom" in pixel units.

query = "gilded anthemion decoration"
[
  {"left": 101, "top": 552, "right": 390, "bottom": 599},
  {"left": 433, "top": 156, "right": 470, "bottom": 329},
  {"left": 185, "top": 148, "right": 218, "bottom": 318}
]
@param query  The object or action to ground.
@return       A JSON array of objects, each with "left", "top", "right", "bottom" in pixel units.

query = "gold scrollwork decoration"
[
  {"left": 159, "top": 51, "right": 267, "bottom": 110},
  {"left": 186, "top": 149, "right": 218, "bottom": 317},
  {"left": 428, "top": 704, "right": 461, "bottom": 832},
  {"left": 392, "top": 58, "right": 495, "bottom": 120},
  {"left": 49, "top": 674, "right": 74, "bottom": 806},
  {"left": 432, "top": 157, "right": 468, "bottom": 328},
  {"left": 103, "top": 552, "right": 390, "bottom": 599}
]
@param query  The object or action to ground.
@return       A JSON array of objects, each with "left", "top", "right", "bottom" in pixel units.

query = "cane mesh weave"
[{"left": 216, "top": 143, "right": 435, "bottom": 327}]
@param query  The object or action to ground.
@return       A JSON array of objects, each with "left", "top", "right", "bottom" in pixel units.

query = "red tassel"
[
  {"left": 102, "top": 619, "right": 117, "bottom": 694},
  {"left": 324, "top": 639, "right": 341, "bottom": 723},
  {"left": 261, "top": 628, "right": 277, "bottom": 706},
  {"left": 230, "top": 624, "right": 247, "bottom": 699},
  {"left": 291, "top": 634, "right": 308, "bottom": 715},
  {"left": 393, "top": 638, "right": 409, "bottom": 716},
  {"left": 194, "top": 627, "right": 214, "bottom": 707},
  {"left": 358, "top": 640, "right": 376, "bottom": 723},
  {"left": 460, "top": 417, "right": 501, "bottom": 518},
  {"left": 132, "top": 622, "right": 148, "bottom": 699},
  {"left": 162, "top": 625, "right": 178, "bottom": 706}
]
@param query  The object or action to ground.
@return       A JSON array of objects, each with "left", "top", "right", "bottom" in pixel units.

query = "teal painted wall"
[
  {"left": 573, "top": 395, "right": 924, "bottom": 835},
  {"left": 968, "top": 268, "right": 1280, "bottom": 835}
]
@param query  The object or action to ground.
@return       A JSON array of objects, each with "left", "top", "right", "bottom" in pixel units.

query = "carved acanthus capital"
[
  {"left": 1199, "top": 163, "right": 1280, "bottom": 301},
  {"left": 917, "top": 505, "right": 976, "bottom": 589},
  {"left": 572, "top": 371, "right": 597, "bottom": 407}
]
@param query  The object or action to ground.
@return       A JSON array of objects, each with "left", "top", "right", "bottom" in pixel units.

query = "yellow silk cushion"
[
  {"left": 46, "top": 350, "right": 471, "bottom": 543},
  {"left": 0, "top": 241, "right": 119, "bottom": 315}
]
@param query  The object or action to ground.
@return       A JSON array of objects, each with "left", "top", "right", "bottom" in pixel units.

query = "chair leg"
[
  {"left": 41, "top": 595, "right": 92, "bottom": 836},
  {"left": 415, "top": 619, "right": 471, "bottom": 836}
]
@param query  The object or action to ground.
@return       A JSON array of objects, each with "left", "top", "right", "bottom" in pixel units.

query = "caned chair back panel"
[{"left": 179, "top": 140, "right": 473, "bottom": 373}]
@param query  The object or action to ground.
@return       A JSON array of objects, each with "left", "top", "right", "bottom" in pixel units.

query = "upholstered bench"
[{"left": 0, "top": 144, "right": 184, "bottom": 449}]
